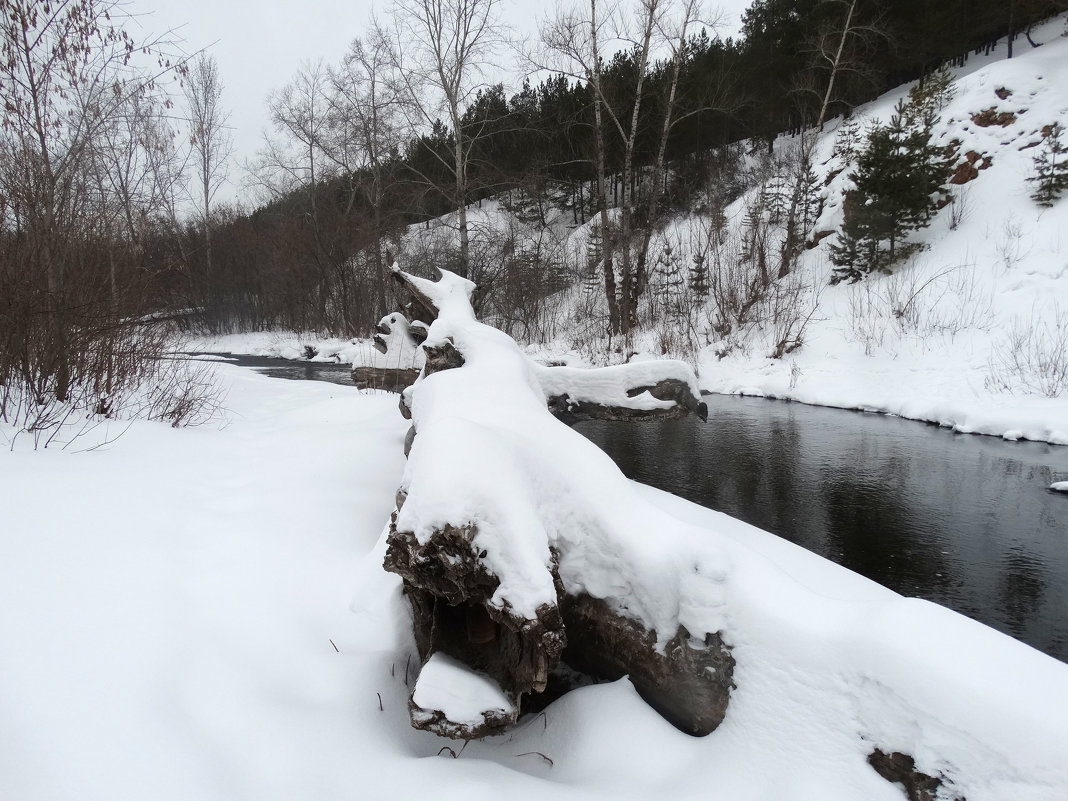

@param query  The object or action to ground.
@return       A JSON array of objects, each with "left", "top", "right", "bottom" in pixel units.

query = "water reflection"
[{"left": 576, "top": 396, "right": 1068, "bottom": 663}]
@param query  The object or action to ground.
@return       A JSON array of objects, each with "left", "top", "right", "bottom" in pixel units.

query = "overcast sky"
[{"left": 127, "top": 0, "right": 749, "bottom": 206}]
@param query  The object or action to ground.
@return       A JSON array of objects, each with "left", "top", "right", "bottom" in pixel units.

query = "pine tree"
[
  {"left": 689, "top": 252, "right": 709, "bottom": 300},
  {"left": 833, "top": 117, "right": 863, "bottom": 165},
  {"left": 1029, "top": 123, "right": 1068, "bottom": 207},
  {"left": 798, "top": 162, "right": 822, "bottom": 231},
  {"left": 652, "top": 240, "right": 685, "bottom": 319},
  {"left": 830, "top": 190, "right": 876, "bottom": 283},
  {"left": 907, "top": 65, "right": 956, "bottom": 120},
  {"left": 763, "top": 175, "right": 789, "bottom": 223},
  {"left": 831, "top": 100, "right": 950, "bottom": 279}
]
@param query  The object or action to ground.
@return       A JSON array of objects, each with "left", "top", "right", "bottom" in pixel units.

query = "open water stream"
[
  {"left": 206, "top": 353, "right": 1068, "bottom": 662},
  {"left": 576, "top": 397, "right": 1068, "bottom": 662}
]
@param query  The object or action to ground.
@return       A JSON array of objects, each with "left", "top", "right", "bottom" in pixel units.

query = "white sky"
[{"left": 126, "top": 0, "right": 749, "bottom": 206}]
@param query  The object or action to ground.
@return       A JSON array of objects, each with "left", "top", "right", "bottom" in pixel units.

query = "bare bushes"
[
  {"left": 0, "top": 249, "right": 224, "bottom": 445},
  {"left": 767, "top": 274, "right": 824, "bottom": 359},
  {"left": 847, "top": 261, "right": 995, "bottom": 355},
  {"left": 127, "top": 358, "right": 227, "bottom": 429},
  {"left": 686, "top": 208, "right": 822, "bottom": 362},
  {"left": 402, "top": 216, "right": 573, "bottom": 345},
  {"left": 987, "top": 306, "right": 1068, "bottom": 398}
]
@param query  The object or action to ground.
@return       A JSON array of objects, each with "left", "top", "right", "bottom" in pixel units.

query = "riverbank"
[
  {"left": 3, "top": 360, "right": 1067, "bottom": 801},
  {"left": 186, "top": 328, "right": 1068, "bottom": 446}
]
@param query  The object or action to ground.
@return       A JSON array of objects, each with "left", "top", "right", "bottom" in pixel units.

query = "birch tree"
[
  {"left": 184, "top": 53, "right": 233, "bottom": 282},
  {"left": 541, "top": 0, "right": 713, "bottom": 334},
  {"left": 385, "top": 0, "right": 506, "bottom": 279},
  {"left": 329, "top": 30, "right": 406, "bottom": 316}
]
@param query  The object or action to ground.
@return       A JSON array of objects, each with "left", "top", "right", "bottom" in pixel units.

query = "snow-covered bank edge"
[
  {"left": 697, "top": 377, "right": 1068, "bottom": 446},
  {"left": 181, "top": 328, "right": 1068, "bottom": 446}
]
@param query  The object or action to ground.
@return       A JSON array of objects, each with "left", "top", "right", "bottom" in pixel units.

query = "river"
[
  {"left": 575, "top": 396, "right": 1068, "bottom": 662},
  {"left": 206, "top": 353, "right": 1068, "bottom": 662}
]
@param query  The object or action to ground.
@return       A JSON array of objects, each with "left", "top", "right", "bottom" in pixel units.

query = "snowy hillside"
[
  {"left": 340, "top": 14, "right": 1068, "bottom": 445},
  {"left": 696, "top": 14, "right": 1068, "bottom": 444},
  {"left": 193, "top": 15, "right": 1068, "bottom": 448}
]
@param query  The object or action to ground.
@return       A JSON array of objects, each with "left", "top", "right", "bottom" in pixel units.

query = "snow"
[
  {"left": 366, "top": 14, "right": 1068, "bottom": 447},
  {"left": 183, "top": 327, "right": 423, "bottom": 372},
  {"left": 6, "top": 18, "right": 1068, "bottom": 801},
  {"left": 2, "top": 357, "right": 1068, "bottom": 801},
  {"left": 532, "top": 359, "right": 699, "bottom": 412},
  {"left": 412, "top": 653, "right": 516, "bottom": 725},
  {"left": 396, "top": 270, "right": 727, "bottom": 635}
]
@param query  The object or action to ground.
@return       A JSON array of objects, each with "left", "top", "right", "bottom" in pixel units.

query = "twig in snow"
[
  {"left": 329, "top": 639, "right": 339, "bottom": 653},
  {"left": 377, "top": 692, "right": 384, "bottom": 711},
  {"left": 515, "top": 751, "right": 554, "bottom": 768}
]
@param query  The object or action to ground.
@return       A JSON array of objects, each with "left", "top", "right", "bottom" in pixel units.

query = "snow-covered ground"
[{"left": 3, "top": 353, "right": 1067, "bottom": 800}]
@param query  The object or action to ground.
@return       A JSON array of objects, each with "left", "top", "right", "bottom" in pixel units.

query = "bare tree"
[
  {"left": 251, "top": 61, "right": 332, "bottom": 203},
  {"left": 0, "top": 0, "right": 186, "bottom": 404},
  {"left": 384, "top": 0, "right": 506, "bottom": 278},
  {"left": 184, "top": 53, "right": 233, "bottom": 281},
  {"left": 540, "top": 0, "right": 716, "bottom": 334},
  {"left": 91, "top": 92, "right": 188, "bottom": 303},
  {"left": 539, "top": 0, "right": 622, "bottom": 333},
  {"left": 805, "top": 0, "right": 888, "bottom": 130},
  {"left": 632, "top": 0, "right": 713, "bottom": 313},
  {"left": 329, "top": 30, "right": 406, "bottom": 317}
]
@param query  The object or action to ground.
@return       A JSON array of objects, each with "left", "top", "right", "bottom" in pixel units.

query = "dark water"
[
  {"left": 575, "top": 396, "right": 1068, "bottom": 662},
  {"left": 200, "top": 353, "right": 1068, "bottom": 662},
  {"left": 189, "top": 353, "right": 359, "bottom": 387}
]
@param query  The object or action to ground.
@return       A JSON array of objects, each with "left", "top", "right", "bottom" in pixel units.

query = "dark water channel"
[
  {"left": 202, "top": 353, "right": 1068, "bottom": 662},
  {"left": 576, "top": 396, "right": 1068, "bottom": 663},
  {"left": 191, "top": 352, "right": 358, "bottom": 386}
]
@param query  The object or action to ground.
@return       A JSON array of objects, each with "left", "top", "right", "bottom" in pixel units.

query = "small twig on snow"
[{"left": 515, "top": 751, "right": 554, "bottom": 768}]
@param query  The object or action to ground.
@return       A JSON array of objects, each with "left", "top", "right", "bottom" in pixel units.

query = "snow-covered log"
[
  {"left": 382, "top": 267, "right": 730, "bottom": 740},
  {"left": 350, "top": 312, "right": 424, "bottom": 393},
  {"left": 538, "top": 363, "right": 708, "bottom": 424}
]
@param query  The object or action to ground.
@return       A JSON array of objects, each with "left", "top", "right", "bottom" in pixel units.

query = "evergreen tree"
[
  {"left": 831, "top": 100, "right": 950, "bottom": 281},
  {"left": 1029, "top": 123, "right": 1068, "bottom": 207},
  {"left": 832, "top": 117, "right": 863, "bottom": 165},
  {"left": 689, "top": 252, "right": 709, "bottom": 301},
  {"left": 652, "top": 240, "right": 685, "bottom": 318},
  {"left": 796, "top": 162, "right": 822, "bottom": 231},
  {"left": 829, "top": 191, "right": 875, "bottom": 283}
]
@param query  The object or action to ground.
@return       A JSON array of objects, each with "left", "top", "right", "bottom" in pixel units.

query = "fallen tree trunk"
[
  {"left": 380, "top": 267, "right": 731, "bottom": 740},
  {"left": 350, "top": 312, "right": 424, "bottom": 393}
]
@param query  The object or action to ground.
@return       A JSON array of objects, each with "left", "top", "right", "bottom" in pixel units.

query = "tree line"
[{"left": 187, "top": 0, "right": 1065, "bottom": 338}]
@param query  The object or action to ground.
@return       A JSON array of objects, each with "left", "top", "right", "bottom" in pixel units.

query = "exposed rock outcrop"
[{"left": 868, "top": 749, "right": 964, "bottom": 801}]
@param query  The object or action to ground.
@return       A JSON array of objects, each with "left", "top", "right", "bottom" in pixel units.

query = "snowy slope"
[{"left": 698, "top": 16, "right": 1068, "bottom": 444}]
